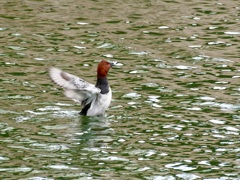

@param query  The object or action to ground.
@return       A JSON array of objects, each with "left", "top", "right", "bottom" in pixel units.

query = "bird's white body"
[
  {"left": 86, "top": 88, "right": 112, "bottom": 116},
  {"left": 49, "top": 67, "right": 112, "bottom": 116}
]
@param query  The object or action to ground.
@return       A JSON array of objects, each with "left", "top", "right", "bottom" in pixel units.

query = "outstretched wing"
[{"left": 49, "top": 67, "right": 100, "bottom": 104}]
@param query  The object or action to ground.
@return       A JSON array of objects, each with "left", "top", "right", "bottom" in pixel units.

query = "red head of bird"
[{"left": 97, "top": 60, "right": 112, "bottom": 78}]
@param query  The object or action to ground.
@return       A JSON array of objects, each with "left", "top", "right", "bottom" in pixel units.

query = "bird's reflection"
[{"left": 74, "top": 115, "right": 114, "bottom": 149}]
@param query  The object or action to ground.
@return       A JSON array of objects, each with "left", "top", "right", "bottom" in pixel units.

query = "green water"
[{"left": 0, "top": 0, "right": 239, "bottom": 179}]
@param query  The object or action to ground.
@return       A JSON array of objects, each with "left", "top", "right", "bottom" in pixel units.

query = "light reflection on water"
[{"left": 1, "top": 0, "right": 240, "bottom": 179}]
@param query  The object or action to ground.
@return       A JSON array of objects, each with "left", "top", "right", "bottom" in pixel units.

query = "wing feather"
[{"left": 49, "top": 67, "right": 100, "bottom": 104}]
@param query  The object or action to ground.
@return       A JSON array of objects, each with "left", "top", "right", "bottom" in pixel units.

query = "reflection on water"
[{"left": 1, "top": 0, "right": 240, "bottom": 179}]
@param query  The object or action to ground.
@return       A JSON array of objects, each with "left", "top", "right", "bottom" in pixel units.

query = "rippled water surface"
[{"left": 1, "top": 0, "right": 240, "bottom": 179}]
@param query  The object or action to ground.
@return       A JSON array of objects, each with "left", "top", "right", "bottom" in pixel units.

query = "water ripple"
[{"left": 1, "top": 0, "right": 239, "bottom": 179}]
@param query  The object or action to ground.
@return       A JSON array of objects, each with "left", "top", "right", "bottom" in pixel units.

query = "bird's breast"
[{"left": 87, "top": 87, "right": 112, "bottom": 116}]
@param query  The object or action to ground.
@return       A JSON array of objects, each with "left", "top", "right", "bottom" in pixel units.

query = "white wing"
[{"left": 49, "top": 67, "right": 100, "bottom": 104}]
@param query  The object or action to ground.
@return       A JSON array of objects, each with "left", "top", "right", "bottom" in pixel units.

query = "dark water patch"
[
  {"left": 128, "top": 13, "right": 143, "bottom": 20},
  {"left": 112, "top": 31, "right": 128, "bottom": 35},
  {"left": 0, "top": 15, "right": 22, "bottom": 20},
  {"left": 6, "top": 72, "right": 27, "bottom": 76},
  {"left": 106, "top": 20, "right": 122, "bottom": 24},
  {"left": 128, "top": 25, "right": 149, "bottom": 31}
]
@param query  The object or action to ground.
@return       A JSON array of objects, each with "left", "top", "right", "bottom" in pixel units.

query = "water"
[{"left": 0, "top": 0, "right": 239, "bottom": 179}]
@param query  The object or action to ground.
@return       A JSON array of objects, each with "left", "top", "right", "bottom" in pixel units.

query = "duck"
[{"left": 49, "top": 60, "right": 114, "bottom": 116}]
